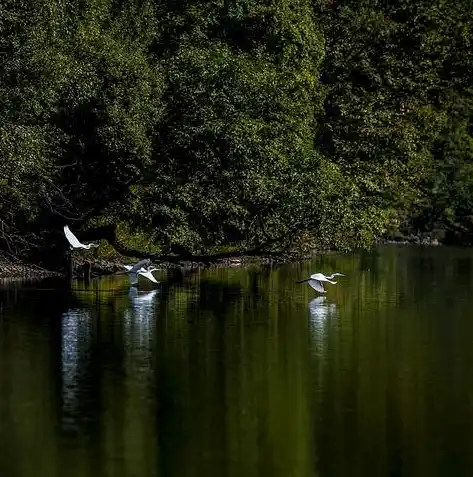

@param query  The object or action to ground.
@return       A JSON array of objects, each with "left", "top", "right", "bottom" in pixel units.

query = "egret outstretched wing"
[
  {"left": 64, "top": 225, "right": 84, "bottom": 248},
  {"left": 139, "top": 269, "right": 159, "bottom": 284},
  {"left": 308, "top": 279, "right": 326, "bottom": 293},
  {"left": 126, "top": 258, "right": 158, "bottom": 285}
]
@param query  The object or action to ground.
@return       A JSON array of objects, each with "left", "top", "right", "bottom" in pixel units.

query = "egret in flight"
[
  {"left": 64, "top": 225, "right": 100, "bottom": 250},
  {"left": 297, "top": 272, "right": 344, "bottom": 294},
  {"left": 123, "top": 259, "right": 159, "bottom": 286}
]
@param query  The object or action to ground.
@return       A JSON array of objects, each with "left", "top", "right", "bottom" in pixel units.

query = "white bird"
[
  {"left": 296, "top": 272, "right": 344, "bottom": 294},
  {"left": 64, "top": 225, "right": 100, "bottom": 250},
  {"left": 135, "top": 267, "right": 159, "bottom": 285},
  {"left": 123, "top": 259, "right": 159, "bottom": 286}
]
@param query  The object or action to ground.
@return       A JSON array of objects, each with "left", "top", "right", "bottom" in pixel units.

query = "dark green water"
[{"left": 1, "top": 245, "right": 473, "bottom": 477}]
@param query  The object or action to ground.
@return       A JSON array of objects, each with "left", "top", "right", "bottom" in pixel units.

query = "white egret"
[
  {"left": 296, "top": 272, "right": 344, "bottom": 294},
  {"left": 64, "top": 225, "right": 100, "bottom": 250},
  {"left": 123, "top": 259, "right": 159, "bottom": 286}
]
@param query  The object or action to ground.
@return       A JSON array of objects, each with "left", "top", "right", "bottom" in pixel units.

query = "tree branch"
[
  {"left": 79, "top": 223, "right": 291, "bottom": 265},
  {"left": 111, "top": 239, "right": 282, "bottom": 264}
]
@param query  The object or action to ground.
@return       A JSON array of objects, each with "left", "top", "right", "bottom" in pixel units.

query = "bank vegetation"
[{"left": 1, "top": 0, "right": 472, "bottom": 272}]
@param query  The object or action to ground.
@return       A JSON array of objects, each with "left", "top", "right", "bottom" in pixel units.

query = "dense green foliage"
[
  {"left": 318, "top": 0, "right": 473, "bottom": 244},
  {"left": 0, "top": 0, "right": 472, "bottom": 264}
]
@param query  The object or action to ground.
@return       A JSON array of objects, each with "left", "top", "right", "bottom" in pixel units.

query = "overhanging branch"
[{"left": 79, "top": 222, "right": 295, "bottom": 265}]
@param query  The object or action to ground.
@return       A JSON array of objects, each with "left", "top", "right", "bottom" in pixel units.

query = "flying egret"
[
  {"left": 123, "top": 259, "right": 159, "bottom": 285},
  {"left": 64, "top": 225, "right": 100, "bottom": 250},
  {"left": 296, "top": 272, "right": 344, "bottom": 294}
]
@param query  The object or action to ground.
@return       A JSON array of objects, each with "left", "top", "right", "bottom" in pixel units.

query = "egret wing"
[
  {"left": 123, "top": 264, "right": 133, "bottom": 271},
  {"left": 140, "top": 270, "right": 159, "bottom": 284},
  {"left": 308, "top": 279, "right": 325, "bottom": 293},
  {"left": 64, "top": 225, "right": 83, "bottom": 248}
]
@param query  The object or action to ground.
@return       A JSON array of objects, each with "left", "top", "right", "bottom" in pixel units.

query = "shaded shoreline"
[
  {"left": 1, "top": 228, "right": 456, "bottom": 282},
  {"left": 0, "top": 233, "right": 447, "bottom": 281},
  {"left": 0, "top": 253, "right": 286, "bottom": 281}
]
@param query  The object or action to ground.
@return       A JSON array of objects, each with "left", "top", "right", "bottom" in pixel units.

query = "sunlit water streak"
[
  {"left": 123, "top": 287, "right": 159, "bottom": 379},
  {"left": 308, "top": 296, "right": 339, "bottom": 359},
  {"left": 60, "top": 309, "right": 93, "bottom": 433}
]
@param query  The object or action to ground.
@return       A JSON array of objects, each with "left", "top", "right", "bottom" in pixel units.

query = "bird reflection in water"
[
  {"left": 125, "top": 287, "right": 159, "bottom": 329},
  {"left": 309, "top": 296, "right": 338, "bottom": 360},
  {"left": 60, "top": 308, "right": 93, "bottom": 432},
  {"left": 123, "top": 287, "right": 159, "bottom": 372},
  {"left": 309, "top": 296, "right": 338, "bottom": 323},
  {"left": 128, "top": 286, "right": 159, "bottom": 305}
]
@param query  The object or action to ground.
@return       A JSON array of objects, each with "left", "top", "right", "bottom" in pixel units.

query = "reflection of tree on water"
[
  {"left": 153, "top": 273, "right": 315, "bottom": 477},
  {"left": 192, "top": 269, "right": 269, "bottom": 322}
]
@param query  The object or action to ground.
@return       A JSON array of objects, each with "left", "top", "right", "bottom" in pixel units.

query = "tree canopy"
[{"left": 0, "top": 0, "right": 472, "bottom": 267}]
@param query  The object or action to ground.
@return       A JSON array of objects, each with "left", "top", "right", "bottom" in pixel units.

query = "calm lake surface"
[{"left": 1, "top": 245, "right": 473, "bottom": 477}]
